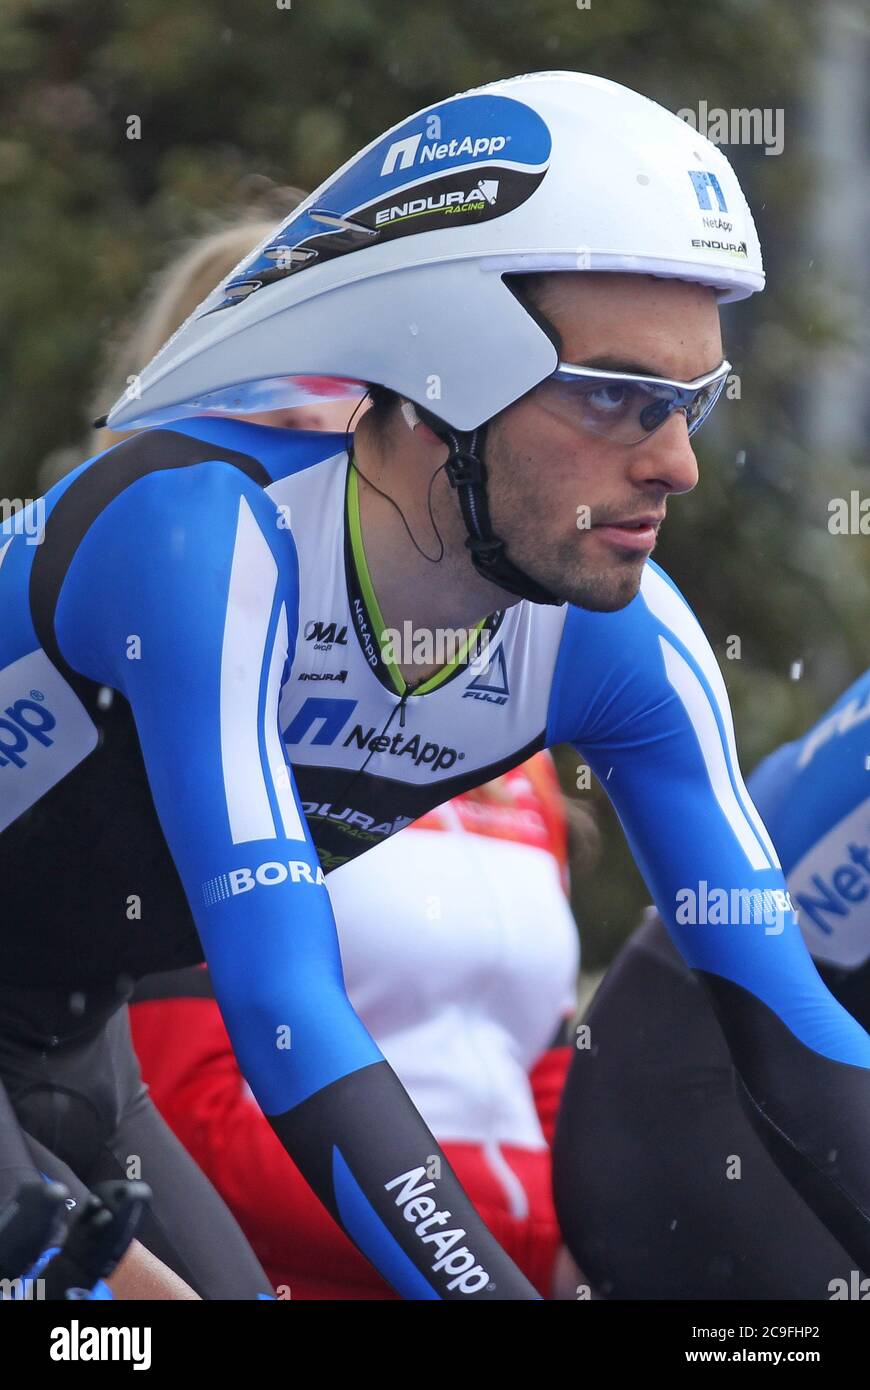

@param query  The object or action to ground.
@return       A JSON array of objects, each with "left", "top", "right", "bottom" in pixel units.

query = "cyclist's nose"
[{"left": 629, "top": 410, "right": 699, "bottom": 495}]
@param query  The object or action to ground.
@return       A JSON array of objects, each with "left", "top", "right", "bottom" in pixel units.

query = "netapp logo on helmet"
[
  {"left": 688, "top": 169, "right": 729, "bottom": 215},
  {"left": 0, "top": 696, "right": 56, "bottom": 770},
  {"left": 380, "top": 131, "right": 509, "bottom": 177},
  {"left": 373, "top": 93, "right": 551, "bottom": 190}
]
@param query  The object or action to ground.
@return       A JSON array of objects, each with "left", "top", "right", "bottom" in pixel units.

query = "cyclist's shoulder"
[
  {"left": 153, "top": 417, "right": 349, "bottom": 489},
  {"left": 555, "top": 559, "right": 708, "bottom": 661},
  {"left": 546, "top": 560, "right": 721, "bottom": 742},
  {"left": 21, "top": 422, "right": 345, "bottom": 643},
  {"left": 58, "top": 418, "right": 346, "bottom": 515},
  {"left": 38, "top": 421, "right": 347, "bottom": 577}
]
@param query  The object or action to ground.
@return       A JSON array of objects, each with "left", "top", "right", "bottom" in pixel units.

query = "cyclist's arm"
[
  {"left": 548, "top": 561, "right": 870, "bottom": 1270},
  {"left": 56, "top": 459, "right": 537, "bottom": 1300},
  {"left": 107, "top": 1240, "right": 199, "bottom": 1300}
]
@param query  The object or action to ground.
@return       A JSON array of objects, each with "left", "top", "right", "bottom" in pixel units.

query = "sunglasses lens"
[
  {"left": 540, "top": 367, "right": 729, "bottom": 444},
  {"left": 580, "top": 382, "right": 639, "bottom": 437},
  {"left": 638, "top": 396, "right": 672, "bottom": 434},
  {"left": 541, "top": 379, "right": 671, "bottom": 444},
  {"left": 685, "top": 377, "right": 726, "bottom": 436}
]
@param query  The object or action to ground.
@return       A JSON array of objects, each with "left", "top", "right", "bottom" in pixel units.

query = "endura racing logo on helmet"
[
  {"left": 209, "top": 93, "right": 551, "bottom": 311},
  {"left": 370, "top": 173, "right": 508, "bottom": 231},
  {"left": 374, "top": 178, "right": 500, "bottom": 227}
]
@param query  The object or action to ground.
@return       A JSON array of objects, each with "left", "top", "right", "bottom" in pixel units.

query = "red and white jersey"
[{"left": 326, "top": 752, "right": 579, "bottom": 1150}]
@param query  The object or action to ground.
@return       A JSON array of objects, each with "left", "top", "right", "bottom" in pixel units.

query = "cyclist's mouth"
[{"left": 592, "top": 514, "right": 662, "bottom": 552}]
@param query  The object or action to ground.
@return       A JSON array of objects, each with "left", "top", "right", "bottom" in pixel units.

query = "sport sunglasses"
[{"left": 539, "top": 358, "right": 732, "bottom": 446}]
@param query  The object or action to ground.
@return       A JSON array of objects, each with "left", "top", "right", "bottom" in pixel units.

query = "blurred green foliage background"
[{"left": 1, "top": 0, "right": 867, "bottom": 966}]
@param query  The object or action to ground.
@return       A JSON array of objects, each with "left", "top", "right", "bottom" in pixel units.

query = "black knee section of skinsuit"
[
  {"left": 552, "top": 922, "right": 854, "bottom": 1299},
  {"left": 700, "top": 970, "right": 870, "bottom": 1277},
  {"left": 10, "top": 1084, "right": 108, "bottom": 1180}
]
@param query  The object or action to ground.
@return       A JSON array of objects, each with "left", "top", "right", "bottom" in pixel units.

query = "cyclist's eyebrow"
[
  {"left": 571, "top": 353, "right": 730, "bottom": 379},
  {"left": 576, "top": 355, "right": 662, "bottom": 375}
]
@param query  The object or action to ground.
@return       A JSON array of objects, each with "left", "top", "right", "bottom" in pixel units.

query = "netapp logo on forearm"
[{"left": 385, "top": 1168, "right": 490, "bottom": 1294}]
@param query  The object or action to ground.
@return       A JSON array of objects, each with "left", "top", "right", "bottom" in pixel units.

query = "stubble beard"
[
  {"left": 482, "top": 421, "right": 648, "bottom": 612},
  {"left": 483, "top": 454, "right": 647, "bottom": 612},
  {"left": 518, "top": 533, "right": 646, "bottom": 611}
]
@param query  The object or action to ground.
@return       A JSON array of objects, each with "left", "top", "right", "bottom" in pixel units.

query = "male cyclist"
[{"left": 3, "top": 71, "right": 870, "bottom": 1299}]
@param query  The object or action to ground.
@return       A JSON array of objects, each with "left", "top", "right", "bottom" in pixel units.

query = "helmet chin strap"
[{"left": 415, "top": 406, "right": 562, "bottom": 607}]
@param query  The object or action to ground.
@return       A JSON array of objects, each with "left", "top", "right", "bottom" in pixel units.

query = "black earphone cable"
[{"left": 344, "top": 395, "right": 447, "bottom": 565}]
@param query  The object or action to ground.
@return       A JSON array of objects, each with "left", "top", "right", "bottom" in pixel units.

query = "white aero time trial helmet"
[{"left": 105, "top": 70, "right": 764, "bottom": 435}]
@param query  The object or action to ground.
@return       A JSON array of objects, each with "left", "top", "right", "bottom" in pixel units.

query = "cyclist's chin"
[
  {"left": 572, "top": 569, "right": 643, "bottom": 612},
  {"left": 528, "top": 548, "right": 645, "bottom": 612}
]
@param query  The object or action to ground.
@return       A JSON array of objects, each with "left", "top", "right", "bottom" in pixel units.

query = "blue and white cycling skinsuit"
[{"left": 2, "top": 416, "right": 870, "bottom": 1298}]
